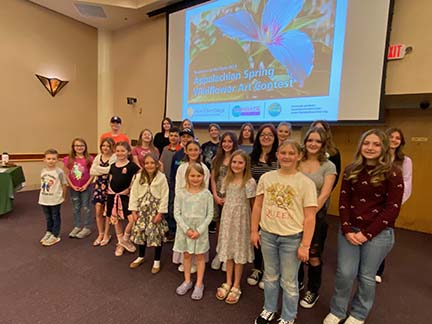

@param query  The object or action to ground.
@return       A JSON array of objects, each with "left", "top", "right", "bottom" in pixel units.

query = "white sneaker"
[
  {"left": 344, "top": 316, "right": 364, "bottom": 324},
  {"left": 177, "top": 264, "right": 184, "bottom": 272},
  {"left": 40, "top": 232, "right": 52, "bottom": 244},
  {"left": 211, "top": 255, "right": 222, "bottom": 270},
  {"left": 375, "top": 275, "right": 382, "bottom": 283},
  {"left": 258, "top": 280, "right": 264, "bottom": 290},
  {"left": 76, "top": 227, "right": 92, "bottom": 239},
  {"left": 69, "top": 227, "right": 81, "bottom": 238},
  {"left": 42, "top": 236, "right": 61, "bottom": 247},
  {"left": 323, "top": 313, "right": 342, "bottom": 324},
  {"left": 221, "top": 262, "right": 226, "bottom": 272}
]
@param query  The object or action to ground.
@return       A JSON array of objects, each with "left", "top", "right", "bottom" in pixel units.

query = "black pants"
[
  {"left": 298, "top": 207, "right": 329, "bottom": 294},
  {"left": 376, "top": 259, "right": 386, "bottom": 276},
  {"left": 138, "top": 243, "right": 162, "bottom": 261}
]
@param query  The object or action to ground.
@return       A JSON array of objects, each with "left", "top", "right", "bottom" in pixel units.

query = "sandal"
[
  {"left": 100, "top": 235, "right": 112, "bottom": 246},
  {"left": 216, "top": 283, "right": 231, "bottom": 301},
  {"left": 225, "top": 287, "right": 242, "bottom": 304},
  {"left": 114, "top": 243, "right": 124, "bottom": 257},
  {"left": 93, "top": 234, "right": 104, "bottom": 247}
]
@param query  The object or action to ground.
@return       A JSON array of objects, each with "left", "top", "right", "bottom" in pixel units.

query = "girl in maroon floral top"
[{"left": 324, "top": 129, "right": 404, "bottom": 324}]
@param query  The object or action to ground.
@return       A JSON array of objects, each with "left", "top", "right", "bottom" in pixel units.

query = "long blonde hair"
[
  {"left": 185, "top": 163, "right": 205, "bottom": 189},
  {"left": 345, "top": 129, "right": 392, "bottom": 185},
  {"left": 224, "top": 150, "right": 252, "bottom": 188}
]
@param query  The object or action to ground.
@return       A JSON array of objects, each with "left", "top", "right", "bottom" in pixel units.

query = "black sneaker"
[
  {"left": 255, "top": 309, "right": 277, "bottom": 324},
  {"left": 208, "top": 221, "right": 216, "bottom": 234},
  {"left": 247, "top": 269, "right": 263, "bottom": 286},
  {"left": 299, "top": 291, "right": 319, "bottom": 309}
]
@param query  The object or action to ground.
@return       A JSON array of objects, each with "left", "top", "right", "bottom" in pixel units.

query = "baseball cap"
[
  {"left": 110, "top": 116, "right": 122, "bottom": 124},
  {"left": 179, "top": 128, "right": 194, "bottom": 137}
]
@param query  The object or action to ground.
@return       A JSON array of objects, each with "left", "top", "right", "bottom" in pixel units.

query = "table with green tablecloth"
[{"left": 0, "top": 166, "right": 26, "bottom": 215}]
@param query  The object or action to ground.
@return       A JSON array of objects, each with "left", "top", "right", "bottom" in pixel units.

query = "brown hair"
[
  {"left": 136, "top": 129, "right": 158, "bottom": 155},
  {"left": 302, "top": 127, "right": 329, "bottom": 163},
  {"left": 212, "top": 132, "right": 238, "bottom": 181},
  {"left": 68, "top": 138, "right": 92, "bottom": 169},
  {"left": 99, "top": 137, "right": 115, "bottom": 153},
  {"left": 238, "top": 123, "right": 255, "bottom": 145},
  {"left": 250, "top": 124, "right": 278, "bottom": 165},
  {"left": 115, "top": 141, "right": 133, "bottom": 161},
  {"left": 45, "top": 148, "right": 58, "bottom": 156},
  {"left": 386, "top": 127, "right": 406, "bottom": 168},
  {"left": 310, "top": 120, "right": 338, "bottom": 156}
]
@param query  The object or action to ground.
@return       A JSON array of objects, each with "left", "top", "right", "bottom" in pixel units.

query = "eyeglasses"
[
  {"left": 260, "top": 133, "right": 274, "bottom": 138},
  {"left": 74, "top": 145, "right": 85, "bottom": 147}
]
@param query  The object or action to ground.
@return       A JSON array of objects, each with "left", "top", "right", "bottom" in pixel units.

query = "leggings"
[{"left": 138, "top": 243, "right": 162, "bottom": 261}]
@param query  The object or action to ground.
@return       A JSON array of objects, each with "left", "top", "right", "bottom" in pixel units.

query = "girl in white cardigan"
[{"left": 128, "top": 153, "right": 169, "bottom": 274}]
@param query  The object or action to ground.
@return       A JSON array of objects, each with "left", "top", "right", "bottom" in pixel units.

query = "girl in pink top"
[
  {"left": 63, "top": 138, "right": 94, "bottom": 239},
  {"left": 132, "top": 129, "right": 160, "bottom": 168}
]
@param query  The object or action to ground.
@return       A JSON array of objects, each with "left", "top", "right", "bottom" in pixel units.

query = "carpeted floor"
[{"left": 0, "top": 191, "right": 431, "bottom": 324}]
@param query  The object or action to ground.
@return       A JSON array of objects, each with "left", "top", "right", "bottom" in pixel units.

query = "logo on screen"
[
  {"left": 232, "top": 105, "right": 241, "bottom": 117},
  {"left": 268, "top": 103, "right": 281, "bottom": 117},
  {"left": 187, "top": 107, "right": 194, "bottom": 118},
  {"left": 231, "top": 105, "right": 261, "bottom": 117}
]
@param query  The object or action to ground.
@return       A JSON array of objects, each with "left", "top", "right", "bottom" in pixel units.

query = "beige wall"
[
  {"left": 0, "top": 0, "right": 98, "bottom": 188},
  {"left": 327, "top": 109, "right": 432, "bottom": 234},
  {"left": 0, "top": 0, "right": 98, "bottom": 153},
  {"left": 386, "top": 0, "right": 432, "bottom": 94},
  {"left": 110, "top": 16, "right": 167, "bottom": 140}
]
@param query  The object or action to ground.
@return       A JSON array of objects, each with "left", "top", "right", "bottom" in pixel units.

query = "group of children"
[{"left": 37, "top": 116, "right": 411, "bottom": 324}]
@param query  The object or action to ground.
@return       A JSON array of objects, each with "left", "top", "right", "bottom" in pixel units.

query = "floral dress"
[
  {"left": 92, "top": 157, "right": 110, "bottom": 204},
  {"left": 130, "top": 190, "right": 168, "bottom": 246},
  {"left": 216, "top": 178, "right": 256, "bottom": 264},
  {"left": 129, "top": 172, "right": 169, "bottom": 247}
]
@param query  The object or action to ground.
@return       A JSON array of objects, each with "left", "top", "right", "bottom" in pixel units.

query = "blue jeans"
[
  {"left": 330, "top": 228, "right": 395, "bottom": 320},
  {"left": 42, "top": 204, "right": 62, "bottom": 237},
  {"left": 261, "top": 230, "right": 302, "bottom": 322},
  {"left": 69, "top": 187, "right": 92, "bottom": 228}
]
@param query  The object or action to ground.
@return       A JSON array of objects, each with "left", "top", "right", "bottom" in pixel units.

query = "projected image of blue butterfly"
[
  {"left": 187, "top": 0, "right": 337, "bottom": 103},
  {"left": 214, "top": 0, "right": 314, "bottom": 86}
]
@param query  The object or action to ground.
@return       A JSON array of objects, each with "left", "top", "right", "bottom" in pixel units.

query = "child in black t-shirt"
[{"left": 106, "top": 142, "right": 140, "bottom": 257}]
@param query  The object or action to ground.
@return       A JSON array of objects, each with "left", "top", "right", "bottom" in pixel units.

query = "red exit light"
[{"left": 388, "top": 44, "right": 406, "bottom": 60}]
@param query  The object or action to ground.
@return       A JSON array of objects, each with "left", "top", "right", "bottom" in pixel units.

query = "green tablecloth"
[{"left": 0, "top": 166, "right": 26, "bottom": 215}]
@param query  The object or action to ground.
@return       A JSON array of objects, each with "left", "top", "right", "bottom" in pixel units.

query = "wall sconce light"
[{"left": 35, "top": 74, "right": 69, "bottom": 97}]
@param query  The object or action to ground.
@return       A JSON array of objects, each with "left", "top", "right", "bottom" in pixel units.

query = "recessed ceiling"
[{"left": 27, "top": 0, "right": 183, "bottom": 30}]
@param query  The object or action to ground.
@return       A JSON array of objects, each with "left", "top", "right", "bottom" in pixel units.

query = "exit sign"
[{"left": 388, "top": 44, "right": 406, "bottom": 60}]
